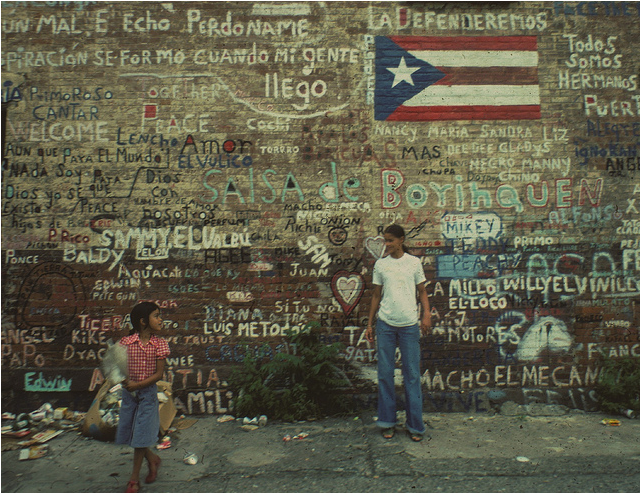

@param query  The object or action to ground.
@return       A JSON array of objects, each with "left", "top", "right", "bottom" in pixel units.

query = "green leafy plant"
[
  {"left": 229, "top": 328, "right": 355, "bottom": 421},
  {"left": 595, "top": 356, "right": 640, "bottom": 415}
]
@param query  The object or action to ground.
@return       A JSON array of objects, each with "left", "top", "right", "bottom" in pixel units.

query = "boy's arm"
[
  {"left": 365, "top": 284, "right": 383, "bottom": 343},
  {"left": 417, "top": 282, "right": 431, "bottom": 336}
]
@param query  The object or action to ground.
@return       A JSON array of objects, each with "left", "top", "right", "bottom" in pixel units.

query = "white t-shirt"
[{"left": 372, "top": 252, "right": 426, "bottom": 327}]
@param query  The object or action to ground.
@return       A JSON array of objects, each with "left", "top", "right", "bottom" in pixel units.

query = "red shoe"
[
  {"left": 125, "top": 480, "right": 140, "bottom": 493},
  {"left": 145, "top": 457, "right": 161, "bottom": 484}
]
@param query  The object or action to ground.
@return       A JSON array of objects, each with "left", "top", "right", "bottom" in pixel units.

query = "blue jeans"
[{"left": 376, "top": 319, "right": 425, "bottom": 435}]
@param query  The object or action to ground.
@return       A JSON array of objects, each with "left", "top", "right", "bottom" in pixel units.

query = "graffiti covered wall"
[{"left": 2, "top": 1, "right": 639, "bottom": 414}]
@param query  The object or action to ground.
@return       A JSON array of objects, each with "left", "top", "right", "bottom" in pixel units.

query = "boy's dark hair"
[
  {"left": 130, "top": 301, "right": 161, "bottom": 335},
  {"left": 384, "top": 224, "right": 409, "bottom": 253}
]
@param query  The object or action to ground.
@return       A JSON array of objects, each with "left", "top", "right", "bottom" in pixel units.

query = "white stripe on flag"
[
  {"left": 404, "top": 85, "right": 541, "bottom": 106},
  {"left": 410, "top": 50, "right": 539, "bottom": 67}
]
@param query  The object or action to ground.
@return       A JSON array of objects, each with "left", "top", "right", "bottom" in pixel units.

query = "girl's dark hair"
[
  {"left": 129, "top": 301, "right": 160, "bottom": 335},
  {"left": 384, "top": 224, "right": 409, "bottom": 253}
]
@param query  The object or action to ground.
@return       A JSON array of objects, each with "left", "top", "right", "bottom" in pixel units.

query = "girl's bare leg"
[
  {"left": 126, "top": 448, "right": 146, "bottom": 491},
  {"left": 145, "top": 447, "right": 161, "bottom": 483}
]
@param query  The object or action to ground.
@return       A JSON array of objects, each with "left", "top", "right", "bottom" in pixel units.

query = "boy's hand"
[
  {"left": 365, "top": 326, "right": 374, "bottom": 343},
  {"left": 420, "top": 315, "right": 431, "bottom": 336}
]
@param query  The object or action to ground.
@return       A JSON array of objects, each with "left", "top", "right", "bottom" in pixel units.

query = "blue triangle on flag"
[{"left": 375, "top": 36, "right": 446, "bottom": 121}]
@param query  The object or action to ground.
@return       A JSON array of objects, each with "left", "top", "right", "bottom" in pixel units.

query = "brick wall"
[{"left": 2, "top": 1, "right": 639, "bottom": 415}]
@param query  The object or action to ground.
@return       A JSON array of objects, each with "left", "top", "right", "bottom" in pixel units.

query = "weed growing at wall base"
[
  {"left": 595, "top": 356, "right": 640, "bottom": 416},
  {"left": 229, "top": 328, "right": 356, "bottom": 421}
]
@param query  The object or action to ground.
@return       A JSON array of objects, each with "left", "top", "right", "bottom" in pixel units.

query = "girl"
[
  {"left": 116, "top": 302, "right": 170, "bottom": 493},
  {"left": 366, "top": 224, "right": 431, "bottom": 442}
]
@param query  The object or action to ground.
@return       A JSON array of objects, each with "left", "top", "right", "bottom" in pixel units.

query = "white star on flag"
[{"left": 387, "top": 56, "right": 420, "bottom": 88}]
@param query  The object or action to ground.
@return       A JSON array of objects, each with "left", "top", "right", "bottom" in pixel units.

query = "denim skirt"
[{"left": 116, "top": 383, "right": 160, "bottom": 448}]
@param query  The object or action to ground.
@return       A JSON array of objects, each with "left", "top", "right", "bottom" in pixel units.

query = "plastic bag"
[{"left": 101, "top": 340, "right": 128, "bottom": 384}]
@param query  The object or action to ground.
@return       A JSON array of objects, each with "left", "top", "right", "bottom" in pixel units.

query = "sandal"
[
  {"left": 145, "top": 457, "right": 161, "bottom": 484},
  {"left": 125, "top": 480, "right": 140, "bottom": 493},
  {"left": 409, "top": 432, "right": 424, "bottom": 442},
  {"left": 381, "top": 427, "right": 395, "bottom": 439}
]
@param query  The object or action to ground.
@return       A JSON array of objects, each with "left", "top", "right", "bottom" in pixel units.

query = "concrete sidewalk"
[{"left": 2, "top": 410, "right": 640, "bottom": 493}]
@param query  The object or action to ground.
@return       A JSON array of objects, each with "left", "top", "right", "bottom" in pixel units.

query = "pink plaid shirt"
[{"left": 119, "top": 333, "right": 170, "bottom": 383}]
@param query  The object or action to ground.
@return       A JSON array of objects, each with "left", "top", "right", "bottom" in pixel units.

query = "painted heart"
[
  {"left": 337, "top": 278, "right": 359, "bottom": 304},
  {"left": 331, "top": 271, "right": 365, "bottom": 317},
  {"left": 365, "top": 236, "right": 385, "bottom": 259}
]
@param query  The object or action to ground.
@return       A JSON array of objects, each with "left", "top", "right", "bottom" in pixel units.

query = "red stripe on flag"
[
  {"left": 386, "top": 105, "right": 541, "bottom": 121},
  {"left": 433, "top": 67, "right": 539, "bottom": 86},
  {"left": 389, "top": 36, "right": 538, "bottom": 51}
]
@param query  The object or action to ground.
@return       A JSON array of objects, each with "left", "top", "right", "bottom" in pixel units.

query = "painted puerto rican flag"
[{"left": 374, "top": 36, "right": 541, "bottom": 121}]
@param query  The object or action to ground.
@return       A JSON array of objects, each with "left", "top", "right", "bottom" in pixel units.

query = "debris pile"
[{"left": 1, "top": 403, "right": 85, "bottom": 460}]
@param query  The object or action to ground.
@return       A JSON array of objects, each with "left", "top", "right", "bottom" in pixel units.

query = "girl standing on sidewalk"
[
  {"left": 366, "top": 224, "right": 431, "bottom": 442},
  {"left": 116, "top": 301, "right": 170, "bottom": 493}
]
